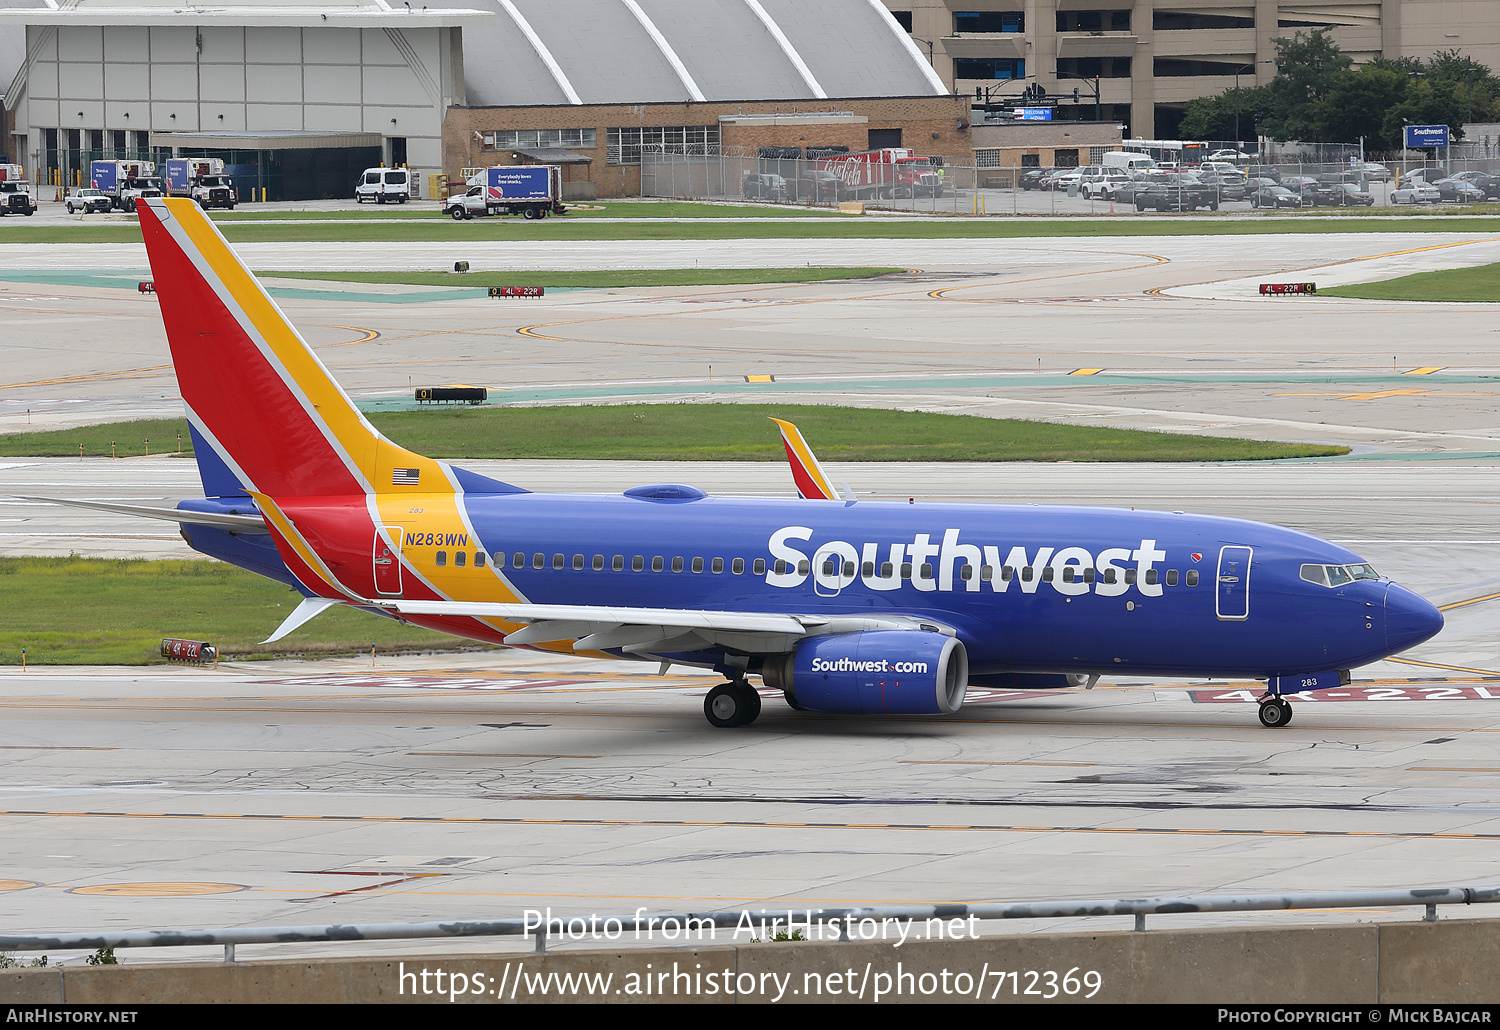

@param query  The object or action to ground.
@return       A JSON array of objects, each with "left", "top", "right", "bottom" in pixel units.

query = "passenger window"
[
  {"left": 1166, "top": 569, "right": 1178, "bottom": 586},
  {"left": 1021, "top": 567, "right": 1033, "bottom": 582},
  {"left": 1145, "top": 569, "right": 1157, "bottom": 586},
  {"left": 693, "top": 557, "right": 704, "bottom": 573},
  {"left": 735, "top": 558, "right": 747, "bottom": 575},
  {"left": 455, "top": 551, "right": 466, "bottom": 568},
  {"left": 843, "top": 561, "right": 856, "bottom": 578},
  {"left": 1041, "top": 567, "right": 1054, "bottom": 582},
  {"left": 436, "top": 551, "right": 447, "bottom": 567},
  {"left": 593, "top": 555, "right": 604, "bottom": 571},
  {"left": 533, "top": 552, "right": 544, "bottom": 569},
  {"left": 712, "top": 557, "right": 723, "bottom": 574},
  {"left": 1083, "top": 568, "right": 1096, "bottom": 583},
  {"left": 613, "top": 555, "right": 624, "bottom": 571},
  {"left": 1186, "top": 570, "right": 1199, "bottom": 586},
  {"left": 882, "top": 562, "right": 894, "bottom": 577},
  {"left": 652, "top": 556, "right": 664, "bottom": 572},
  {"left": 863, "top": 561, "right": 875, "bottom": 577},
  {"left": 1104, "top": 569, "right": 1117, "bottom": 584},
  {"left": 1001, "top": 566, "right": 1014, "bottom": 581},
  {"left": 752, "top": 558, "right": 765, "bottom": 575},
  {"left": 475, "top": 552, "right": 486, "bottom": 568},
  {"left": 1125, "top": 569, "right": 1137, "bottom": 585},
  {"left": 774, "top": 559, "right": 787, "bottom": 575},
  {"left": 797, "top": 560, "right": 810, "bottom": 576},
  {"left": 919, "top": 563, "right": 933, "bottom": 580},
  {"left": 573, "top": 554, "right": 584, "bottom": 570},
  {"left": 980, "top": 566, "right": 993, "bottom": 581},
  {"left": 1061, "top": 568, "right": 1073, "bottom": 583},
  {"left": 632, "top": 556, "right": 645, "bottom": 572},
  {"left": 961, "top": 565, "right": 974, "bottom": 581},
  {"left": 672, "top": 556, "right": 684, "bottom": 573},
  {"left": 553, "top": 553, "right": 564, "bottom": 570},
  {"left": 900, "top": 562, "right": 913, "bottom": 579}
]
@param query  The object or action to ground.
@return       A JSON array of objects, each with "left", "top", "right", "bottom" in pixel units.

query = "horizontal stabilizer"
[
  {"left": 18, "top": 496, "right": 269, "bottom": 533},
  {"left": 262, "top": 596, "right": 340, "bottom": 643}
]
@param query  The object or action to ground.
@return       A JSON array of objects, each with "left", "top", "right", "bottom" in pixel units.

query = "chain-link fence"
[{"left": 641, "top": 142, "right": 1500, "bottom": 214}]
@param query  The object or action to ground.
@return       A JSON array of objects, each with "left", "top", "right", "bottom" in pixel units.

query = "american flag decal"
[{"left": 392, "top": 468, "right": 420, "bottom": 486}]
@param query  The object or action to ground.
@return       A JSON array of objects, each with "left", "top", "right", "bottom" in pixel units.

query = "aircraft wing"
[
  {"left": 375, "top": 598, "right": 952, "bottom": 655},
  {"left": 18, "top": 496, "right": 270, "bottom": 533}
]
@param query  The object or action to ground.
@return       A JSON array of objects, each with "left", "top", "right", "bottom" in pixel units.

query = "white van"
[
  {"left": 1102, "top": 152, "right": 1156, "bottom": 173},
  {"left": 355, "top": 167, "right": 411, "bottom": 204}
]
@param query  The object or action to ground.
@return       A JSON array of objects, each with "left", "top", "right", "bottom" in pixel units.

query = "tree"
[
  {"left": 1260, "top": 29, "right": 1353, "bottom": 138},
  {"left": 1312, "top": 67, "right": 1413, "bottom": 149}
]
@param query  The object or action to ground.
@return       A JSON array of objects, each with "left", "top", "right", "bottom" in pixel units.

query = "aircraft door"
[
  {"left": 374, "top": 526, "right": 404, "bottom": 596},
  {"left": 1216, "top": 545, "right": 1252, "bottom": 620},
  {"left": 813, "top": 543, "right": 858, "bottom": 597}
]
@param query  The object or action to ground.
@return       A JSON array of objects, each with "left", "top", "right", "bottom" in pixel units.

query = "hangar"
[{"left": 1, "top": 0, "right": 966, "bottom": 201}]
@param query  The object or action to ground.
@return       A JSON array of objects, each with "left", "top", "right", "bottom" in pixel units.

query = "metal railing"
[{"left": 2, "top": 885, "right": 1496, "bottom": 964}]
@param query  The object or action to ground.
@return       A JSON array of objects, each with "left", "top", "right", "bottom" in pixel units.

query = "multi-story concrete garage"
[{"left": 1, "top": 0, "right": 963, "bottom": 200}]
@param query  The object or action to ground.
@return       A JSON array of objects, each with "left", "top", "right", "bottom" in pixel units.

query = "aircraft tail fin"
[
  {"left": 769, "top": 417, "right": 840, "bottom": 500},
  {"left": 137, "top": 196, "right": 440, "bottom": 499}
]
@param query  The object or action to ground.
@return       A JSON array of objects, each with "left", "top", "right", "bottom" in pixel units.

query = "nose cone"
[{"left": 1385, "top": 583, "right": 1444, "bottom": 653}]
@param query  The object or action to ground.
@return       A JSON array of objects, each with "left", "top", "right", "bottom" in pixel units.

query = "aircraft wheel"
[
  {"left": 704, "top": 681, "right": 760, "bottom": 727},
  {"left": 1258, "top": 697, "right": 1293, "bottom": 728}
]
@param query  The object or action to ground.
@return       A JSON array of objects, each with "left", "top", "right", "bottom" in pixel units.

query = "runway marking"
[
  {"left": 899, "top": 760, "right": 1096, "bottom": 767},
  {"left": 1192, "top": 684, "right": 1500, "bottom": 703},
  {"left": 67, "top": 882, "right": 246, "bottom": 897},
  {"left": 308, "top": 325, "right": 382, "bottom": 348},
  {"left": 6, "top": 809, "right": 1500, "bottom": 844},
  {"left": 1409, "top": 767, "right": 1500, "bottom": 772},
  {"left": 290, "top": 872, "right": 443, "bottom": 903},
  {"left": 1388, "top": 657, "right": 1500, "bottom": 677},
  {"left": 0, "top": 365, "right": 174, "bottom": 393},
  {"left": 744, "top": 374, "right": 775, "bottom": 383},
  {"left": 1436, "top": 592, "right": 1500, "bottom": 613},
  {"left": 1069, "top": 368, "right": 1105, "bottom": 375},
  {"left": 409, "top": 752, "right": 602, "bottom": 759},
  {"left": 1405, "top": 367, "right": 1447, "bottom": 375},
  {"left": 0, "top": 880, "right": 39, "bottom": 892},
  {"left": 0, "top": 745, "right": 118, "bottom": 751},
  {"left": 1148, "top": 236, "right": 1500, "bottom": 299}
]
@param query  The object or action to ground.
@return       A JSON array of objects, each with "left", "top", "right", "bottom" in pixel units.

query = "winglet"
[{"left": 769, "top": 417, "right": 839, "bottom": 500}]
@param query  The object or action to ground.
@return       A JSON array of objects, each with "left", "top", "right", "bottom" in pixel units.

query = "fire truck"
[
  {"left": 816, "top": 148, "right": 945, "bottom": 201},
  {"left": 0, "top": 164, "right": 37, "bottom": 216}
]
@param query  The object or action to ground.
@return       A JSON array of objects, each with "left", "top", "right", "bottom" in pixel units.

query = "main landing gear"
[
  {"left": 1257, "top": 694, "right": 1294, "bottom": 728},
  {"left": 704, "top": 679, "right": 761, "bottom": 728}
]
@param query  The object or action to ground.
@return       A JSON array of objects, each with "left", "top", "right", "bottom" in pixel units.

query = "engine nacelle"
[{"left": 761, "top": 631, "right": 968, "bottom": 715}]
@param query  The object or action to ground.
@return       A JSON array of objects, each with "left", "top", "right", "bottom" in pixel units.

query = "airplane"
[{"left": 38, "top": 197, "right": 1445, "bottom": 730}]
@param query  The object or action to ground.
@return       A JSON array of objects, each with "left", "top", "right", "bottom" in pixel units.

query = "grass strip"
[
  {"left": 5, "top": 217, "right": 1500, "bottom": 246},
  {"left": 0, "top": 557, "right": 485, "bottom": 665},
  {"left": 1318, "top": 261, "right": 1500, "bottom": 302},
  {"left": 262, "top": 267, "right": 902, "bottom": 289},
  {"left": 0, "top": 405, "right": 1348, "bottom": 463}
]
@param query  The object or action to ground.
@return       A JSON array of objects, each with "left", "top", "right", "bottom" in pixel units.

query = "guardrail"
[{"left": 3, "top": 885, "right": 1496, "bottom": 964}]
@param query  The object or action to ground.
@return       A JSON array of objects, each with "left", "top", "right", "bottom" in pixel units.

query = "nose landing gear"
[
  {"left": 704, "top": 679, "right": 763, "bottom": 727},
  {"left": 1257, "top": 694, "right": 1294, "bottom": 728}
]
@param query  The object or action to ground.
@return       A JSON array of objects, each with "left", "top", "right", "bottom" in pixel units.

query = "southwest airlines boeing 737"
[{"left": 53, "top": 197, "right": 1444, "bottom": 730}]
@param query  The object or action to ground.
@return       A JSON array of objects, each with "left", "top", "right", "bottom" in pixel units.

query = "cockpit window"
[{"left": 1301, "top": 562, "right": 1380, "bottom": 588}]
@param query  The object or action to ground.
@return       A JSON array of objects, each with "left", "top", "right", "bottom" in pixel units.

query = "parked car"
[
  {"left": 1082, "top": 172, "right": 1130, "bottom": 199},
  {"left": 1042, "top": 168, "right": 1084, "bottom": 191},
  {"left": 1280, "top": 176, "right": 1321, "bottom": 203},
  {"left": 741, "top": 173, "right": 787, "bottom": 202},
  {"left": 1250, "top": 185, "right": 1303, "bottom": 209},
  {"left": 1390, "top": 182, "right": 1441, "bottom": 205},
  {"left": 1207, "top": 148, "right": 1252, "bottom": 161},
  {"left": 1316, "top": 182, "right": 1374, "bottom": 206},
  {"left": 1431, "top": 177, "right": 1484, "bottom": 203},
  {"left": 1196, "top": 171, "right": 1247, "bottom": 202},
  {"left": 1353, "top": 162, "right": 1392, "bottom": 182},
  {"left": 1135, "top": 179, "right": 1217, "bottom": 212},
  {"left": 1442, "top": 172, "right": 1498, "bottom": 199},
  {"left": 1019, "top": 167, "right": 1053, "bottom": 190},
  {"left": 65, "top": 187, "right": 111, "bottom": 214},
  {"left": 792, "top": 169, "right": 843, "bottom": 204},
  {"left": 354, "top": 167, "right": 410, "bottom": 204},
  {"left": 1244, "top": 165, "right": 1282, "bottom": 183}
]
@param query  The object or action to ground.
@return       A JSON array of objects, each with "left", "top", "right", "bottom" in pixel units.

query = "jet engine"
[{"left": 761, "top": 631, "right": 968, "bottom": 715}]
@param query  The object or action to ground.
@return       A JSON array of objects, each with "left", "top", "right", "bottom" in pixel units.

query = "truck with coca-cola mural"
[{"left": 815, "top": 148, "right": 945, "bottom": 201}]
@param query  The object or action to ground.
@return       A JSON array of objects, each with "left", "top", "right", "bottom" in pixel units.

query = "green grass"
[
  {"left": 1318, "top": 261, "right": 1500, "bottom": 302},
  {"left": 7, "top": 216, "right": 1500, "bottom": 246},
  {"left": 0, "top": 557, "right": 486, "bottom": 665},
  {"left": 262, "top": 267, "right": 903, "bottom": 289},
  {"left": 0, "top": 406, "right": 1349, "bottom": 463}
]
